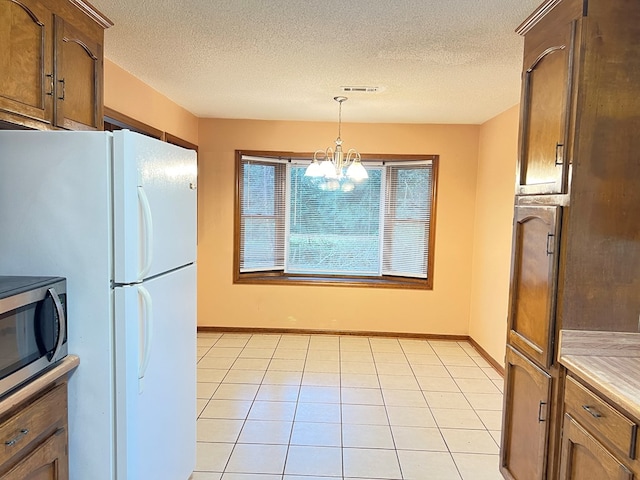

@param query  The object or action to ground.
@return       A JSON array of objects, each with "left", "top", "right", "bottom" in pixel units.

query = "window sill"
[{"left": 234, "top": 273, "right": 432, "bottom": 290}]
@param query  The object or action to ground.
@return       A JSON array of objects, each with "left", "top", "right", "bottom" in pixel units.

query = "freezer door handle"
[
  {"left": 137, "top": 186, "right": 154, "bottom": 281},
  {"left": 138, "top": 285, "right": 153, "bottom": 389}
]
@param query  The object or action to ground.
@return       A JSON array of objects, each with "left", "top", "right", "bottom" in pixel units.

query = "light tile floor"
[{"left": 191, "top": 332, "right": 504, "bottom": 480}]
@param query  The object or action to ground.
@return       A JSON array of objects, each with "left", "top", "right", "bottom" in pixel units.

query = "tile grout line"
[
  {"left": 195, "top": 333, "right": 503, "bottom": 480},
  {"left": 219, "top": 333, "right": 253, "bottom": 476},
  {"left": 280, "top": 334, "right": 309, "bottom": 478},
  {"left": 432, "top": 344, "right": 473, "bottom": 480}
]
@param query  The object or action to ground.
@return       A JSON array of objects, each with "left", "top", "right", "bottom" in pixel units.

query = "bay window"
[{"left": 234, "top": 151, "right": 438, "bottom": 289}]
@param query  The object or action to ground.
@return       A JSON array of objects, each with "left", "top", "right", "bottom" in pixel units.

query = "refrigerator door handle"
[
  {"left": 137, "top": 285, "right": 153, "bottom": 392},
  {"left": 137, "top": 186, "right": 154, "bottom": 281}
]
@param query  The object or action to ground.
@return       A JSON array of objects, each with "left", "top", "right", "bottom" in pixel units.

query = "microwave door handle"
[{"left": 48, "top": 287, "right": 66, "bottom": 360}]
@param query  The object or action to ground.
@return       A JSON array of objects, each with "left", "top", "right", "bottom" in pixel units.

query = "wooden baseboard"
[
  {"left": 197, "top": 325, "right": 468, "bottom": 341},
  {"left": 196, "top": 326, "right": 504, "bottom": 376},
  {"left": 468, "top": 337, "right": 505, "bottom": 377}
]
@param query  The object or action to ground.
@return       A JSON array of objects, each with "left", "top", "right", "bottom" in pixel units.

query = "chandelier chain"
[
  {"left": 303, "top": 96, "right": 368, "bottom": 187},
  {"left": 338, "top": 98, "right": 342, "bottom": 140}
]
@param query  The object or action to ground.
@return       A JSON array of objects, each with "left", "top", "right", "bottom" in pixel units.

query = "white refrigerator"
[{"left": 0, "top": 130, "right": 197, "bottom": 480}]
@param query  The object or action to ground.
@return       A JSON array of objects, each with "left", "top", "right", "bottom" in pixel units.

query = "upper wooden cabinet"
[
  {"left": 515, "top": 0, "right": 583, "bottom": 196},
  {"left": 54, "top": 15, "right": 103, "bottom": 129},
  {"left": 0, "top": 0, "right": 53, "bottom": 125},
  {"left": 0, "top": 0, "right": 111, "bottom": 130}
]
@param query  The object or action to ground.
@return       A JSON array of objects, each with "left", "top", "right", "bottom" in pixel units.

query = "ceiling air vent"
[{"left": 340, "top": 86, "right": 379, "bottom": 93}]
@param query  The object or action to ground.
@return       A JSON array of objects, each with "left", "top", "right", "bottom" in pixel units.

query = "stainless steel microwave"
[{"left": 0, "top": 276, "right": 67, "bottom": 397}]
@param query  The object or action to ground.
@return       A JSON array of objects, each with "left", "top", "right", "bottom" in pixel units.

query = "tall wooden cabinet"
[
  {"left": 507, "top": 206, "right": 562, "bottom": 369},
  {"left": 0, "top": 0, "right": 111, "bottom": 130},
  {"left": 501, "top": 0, "right": 640, "bottom": 479}
]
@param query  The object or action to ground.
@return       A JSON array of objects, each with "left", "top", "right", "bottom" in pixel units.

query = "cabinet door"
[
  {"left": 501, "top": 346, "right": 553, "bottom": 480},
  {"left": 0, "top": 428, "right": 68, "bottom": 480},
  {"left": 516, "top": 12, "right": 580, "bottom": 195},
  {"left": 507, "top": 205, "right": 561, "bottom": 368},
  {"left": 559, "top": 414, "right": 633, "bottom": 480},
  {"left": 53, "top": 16, "right": 103, "bottom": 130},
  {"left": 0, "top": 0, "right": 53, "bottom": 125}
]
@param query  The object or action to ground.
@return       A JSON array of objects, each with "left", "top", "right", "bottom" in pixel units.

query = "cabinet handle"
[
  {"left": 45, "top": 73, "right": 54, "bottom": 96},
  {"left": 546, "top": 233, "right": 555, "bottom": 255},
  {"left": 5, "top": 428, "right": 29, "bottom": 447},
  {"left": 582, "top": 405, "right": 602, "bottom": 418},
  {"left": 538, "top": 401, "right": 547, "bottom": 422},
  {"left": 58, "top": 78, "right": 65, "bottom": 100},
  {"left": 555, "top": 142, "right": 564, "bottom": 166}
]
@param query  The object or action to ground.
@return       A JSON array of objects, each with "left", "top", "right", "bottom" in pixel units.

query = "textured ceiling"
[{"left": 91, "top": 0, "right": 542, "bottom": 124}]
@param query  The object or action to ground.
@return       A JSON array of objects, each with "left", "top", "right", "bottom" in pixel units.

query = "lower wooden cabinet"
[
  {"left": 558, "top": 374, "right": 639, "bottom": 480},
  {"left": 0, "top": 382, "right": 69, "bottom": 480},
  {"left": 500, "top": 346, "right": 553, "bottom": 479},
  {"left": 559, "top": 414, "right": 632, "bottom": 480},
  {"left": 1, "top": 427, "right": 68, "bottom": 480}
]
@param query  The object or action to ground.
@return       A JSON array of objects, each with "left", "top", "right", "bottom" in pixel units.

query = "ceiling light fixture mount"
[
  {"left": 341, "top": 86, "right": 379, "bottom": 93},
  {"left": 304, "top": 96, "right": 368, "bottom": 190}
]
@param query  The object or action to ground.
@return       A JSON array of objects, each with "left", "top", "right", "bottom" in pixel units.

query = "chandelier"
[{"left": 304, "top": 96, "right": 368, "bottom": 190}]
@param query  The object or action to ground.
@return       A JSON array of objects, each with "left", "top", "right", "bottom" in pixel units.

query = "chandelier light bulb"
[{"left": 304, "top": 97, "right": 369, "bottom": 184}]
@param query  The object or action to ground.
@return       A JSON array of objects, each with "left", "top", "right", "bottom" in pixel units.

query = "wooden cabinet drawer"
[
  {"left": 0, "top": 384, "right": 66, "bottom": 466},
  {"left": 565, "top": 376, "right": 638, "bottom": 460}
]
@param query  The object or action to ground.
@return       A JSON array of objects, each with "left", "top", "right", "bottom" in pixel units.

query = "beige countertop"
[
  {"left": 558, "top": 330, "right": 640, "bottom": 421},
  {"left": 0, "top": 355, "right": 79, "bottom": 417}
]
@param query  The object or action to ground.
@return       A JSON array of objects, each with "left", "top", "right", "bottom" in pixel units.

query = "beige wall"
[
  {"left": 469, "top": 105, "right": 520, "bottom": 365},
  {"left": 103, "top": 59, "right": 199, "bottom": 145},
  {"left": 104, "top": 58, "right": 521, "bottom": 361},
  {"left": 197, "top": 119, "right": 480, "bottom": 335}
]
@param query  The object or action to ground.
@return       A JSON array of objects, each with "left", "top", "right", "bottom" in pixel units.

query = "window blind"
[
  {"left": 286, "top": 166, "right": 383, "bottom": 275},
  {"left": 239, "top": 157, "right": 286, "bottom": 272},
  {"left": 382, "top": 162, "right": 432, "bottom": 278}
]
